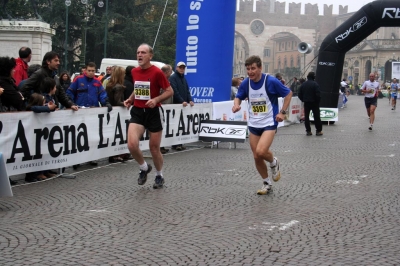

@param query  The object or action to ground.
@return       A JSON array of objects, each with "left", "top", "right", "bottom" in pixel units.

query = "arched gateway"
[{"left": 317, "top": 0, "right": 400, "bottom": 108}]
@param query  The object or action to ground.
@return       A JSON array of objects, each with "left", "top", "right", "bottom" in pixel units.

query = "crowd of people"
[{"left": 0, "top": 44, "right": 202, "bottom": 189}]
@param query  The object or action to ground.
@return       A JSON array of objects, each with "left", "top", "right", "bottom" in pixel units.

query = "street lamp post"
[
  {"left": 64, "top": 0, "right": 107, "bottom": 70},
  {"left": 64, "top": 0, "right": 71, "bottom": 71},
  {"left": 98, "top": 0, "right": 108, "bottom": 58}
]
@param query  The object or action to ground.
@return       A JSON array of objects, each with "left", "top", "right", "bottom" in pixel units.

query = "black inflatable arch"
[{"left": 316, "top": 0, "right": 400, "bottom": 108}]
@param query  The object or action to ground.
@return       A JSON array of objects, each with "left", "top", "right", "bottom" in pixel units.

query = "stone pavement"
[{"left": 1, "top": 95, "right": 400, "bottom": 266}]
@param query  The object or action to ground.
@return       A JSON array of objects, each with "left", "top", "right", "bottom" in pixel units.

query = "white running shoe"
[
  {"left": 257, "top": 183, "right": 271, "bottom": 195},
  {"left": 271, "top": 157, "right": 281, "bottom": 182}
]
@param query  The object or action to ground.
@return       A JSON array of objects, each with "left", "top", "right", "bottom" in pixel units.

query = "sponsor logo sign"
[
  {"left": 319, "top": 62, "right": 336, "bottom": 66},
  {"left": 335, "top": 16, "right": 367, "bottom": 43},
  {"left": 382, "top": 8, "right": 400, "bottom": 19},
  {"left": 310, "top": 108, "right": 339, "bottom": 122},
  {"left": 199, "top": 120, "right": 247, "bottom": 143}
]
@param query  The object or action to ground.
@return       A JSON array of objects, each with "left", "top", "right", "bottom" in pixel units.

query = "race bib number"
[
  {"left": 134, "top": 81, "right": 151, "bottom": 100},
  {"left": 251, "top": 98, "right": 267, "bottom": 114}
]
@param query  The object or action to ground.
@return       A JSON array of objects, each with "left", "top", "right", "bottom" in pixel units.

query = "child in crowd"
[{"left": 24, "top": 79, "right": 58, "bottom": 182}]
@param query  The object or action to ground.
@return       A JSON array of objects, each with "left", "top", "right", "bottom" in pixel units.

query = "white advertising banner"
[
  {"left": 0, "top": 104, "right": 212, "bottom": 176},
  {"left": 212, "top": 100, "right": 248, "bottom": 122},
  {"left": 199, "top": 120, "right": 248, "bottom": 143},
  {"left": 309, "top": 107, "right": 339, "bottom": 122}
]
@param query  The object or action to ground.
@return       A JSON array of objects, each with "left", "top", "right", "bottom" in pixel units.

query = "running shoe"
[
  {"left": 153, "top": 175, "right": 165, "bottom": 189},
  {"left": 368, "top": 125, "right": 373, "bottom": 131},
  {"left": 271, "top": 157, "right": 281, "bottom": 182},
  {"left": 138, "top": 164, "right": 152, "bottom": 185},
  {"left": 257, "top": 183, "right": 271, "bottom": 195}
]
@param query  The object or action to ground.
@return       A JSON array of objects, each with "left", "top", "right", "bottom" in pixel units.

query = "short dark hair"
[
  {"left": 86, "top": 62, "right": 96, "bottom": 68},
  {"left": 27, "top": 64, "right": 41, "bottom": 77},
  {"left": 0, "top": 56, "right": 17, "bottom": 77},
  {"left": 245, "top": 55, "right": 262, "bottom": 68},
  {"left": 125, "top": 65, "right": 135, "bottom": 78},
  {"left": 42, "top": 51, "right": 59, "bottom": 68},
  {"left": 41, "top": 77, "right": 56, "bottom": 94},
  {"left": 307, "top": 72, "right": 316, "bottom": 80},
  {"left": 19, "top": 47, "right": 32, "bottom": 59}
]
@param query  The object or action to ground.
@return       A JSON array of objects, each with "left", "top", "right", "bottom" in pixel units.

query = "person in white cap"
[
  {"left": 123, "top": 43, "right": 174, "bottom": 189},
  {"left": 169, "top": 61, "right": 194, "bottom": 151}
]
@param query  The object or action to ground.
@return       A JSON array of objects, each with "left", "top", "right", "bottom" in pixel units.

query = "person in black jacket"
[
  {"left": 20, "top": 51, "right": 78, "bottom": 111},
  {"left": 0, "top": 56, "right": 25, "bottom": 111},
  {"left": 169, "top": 61, "right": 194, "bottom": 151},
  {"left": 123, "top": 66, "right": 135, "bottom": 100},
  {"left": 298, "top": 72, "right": 323, "bottom": 136}
]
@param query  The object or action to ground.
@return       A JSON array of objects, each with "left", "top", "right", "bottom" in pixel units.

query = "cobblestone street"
[{"left": 1, "top": 95, "right": 400, "bottom": 265}]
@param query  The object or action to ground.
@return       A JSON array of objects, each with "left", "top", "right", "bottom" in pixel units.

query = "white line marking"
[
  {"left": 249, "top": 220, "right": 299, "bottom": 231},
  {"left": 374, "top": 154, "right": 395, "bottom": 158},
  {"left": 336, "top": 180, "right": 359, "bottom": 184}
]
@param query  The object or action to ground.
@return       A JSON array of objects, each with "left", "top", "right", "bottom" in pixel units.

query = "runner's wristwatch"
[{"left": 280, "top": 110, "right": 286, "bottom": 114}]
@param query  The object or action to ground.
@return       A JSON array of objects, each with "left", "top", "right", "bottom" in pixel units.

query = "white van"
[{"left": 99, "top": 58, "right": 166, "bottom": 73}]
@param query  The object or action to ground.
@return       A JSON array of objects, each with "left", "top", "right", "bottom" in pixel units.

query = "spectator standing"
[
  {"left": 59, "top": 71, "right": 71, "bottom": 95},
  {"left": 124, "top": 66, "right": 135, "bottom": 100},
  {"left": 360, "top": 73, "right": 379, "bottom": 130},
  {"left": 67, "top": 62, "right": 112, "bottom": 110},
  {"left": 275, "top": 73, "right": 286, "bottom": 85},
  {"left": 169, "top": 61, "right": 194, "bottom": 151},
  {"left": 160, "top": 64, "right": 173, "bottom": 104},
  {"left": 232, "top": 55, "right": 292, "bottom": 195},
  {"left": 101, "top": 66, "right": 112, "bottom": 83},
  {"left": 298, "top": 72, "right": 323, "bottom": 136},
  {"left": 67, "top": 62, "right": 112, "bottom": 168},
  {"left": 290, "top": 77, "right": 300, "bottom": 96},
  {"left": 106, "top": 66, "right": 127, "bottom": 163},
  {"left": 231, "top": 77, "right": 241, "bottom": 100},
  {"left": 0, "top": 85, "right": 18, "bottom": 185},
  {"left": 0, "top": 57, "right": 25, "bottom": 111},
  {"left": 20, "top": 51, "right": 78, "bottom": 111},
  {"left": 98, "top": 72, "right": 105, "bottom": 82},
  {"left": 106, "top": 66, "right": 125, "bottom": 107},
  {"left": 13, "top": 47, "right": 32, "bottom": 86},
  {"left": 159, "top": 64, "right": 173, "bottom": 154},
  {"left": 17, "top": 64, "right": 41, "bottom": 91},
  {"left": 123, "top": 43, "right": 174, "bottom": 189},
  {"left": 73, "top": 66, "right": 86, "bottom": 82},
  {"left": 102, "top": 66, "right": 115, "bottom": 88}
]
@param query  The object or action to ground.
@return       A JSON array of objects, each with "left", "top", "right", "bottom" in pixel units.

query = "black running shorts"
[
  {"left": 129, "top": 106, "right": 164, "bottom": 132},
  {"left": 364, "top": 97, "right": 377, "bottom": 108}
]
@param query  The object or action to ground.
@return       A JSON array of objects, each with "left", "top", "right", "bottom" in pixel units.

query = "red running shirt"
[{"left": 131, "top": 65, "right": 170, "bottom": 108}]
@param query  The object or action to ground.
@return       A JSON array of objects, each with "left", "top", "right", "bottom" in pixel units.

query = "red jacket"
[{"left": 13, "top": 58, "right": 28, "bottom": 86}]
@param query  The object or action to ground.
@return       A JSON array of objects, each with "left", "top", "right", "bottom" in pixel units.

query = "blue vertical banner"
[{"left": 175, "top": 0, "right": 236, "bottom": 103}]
